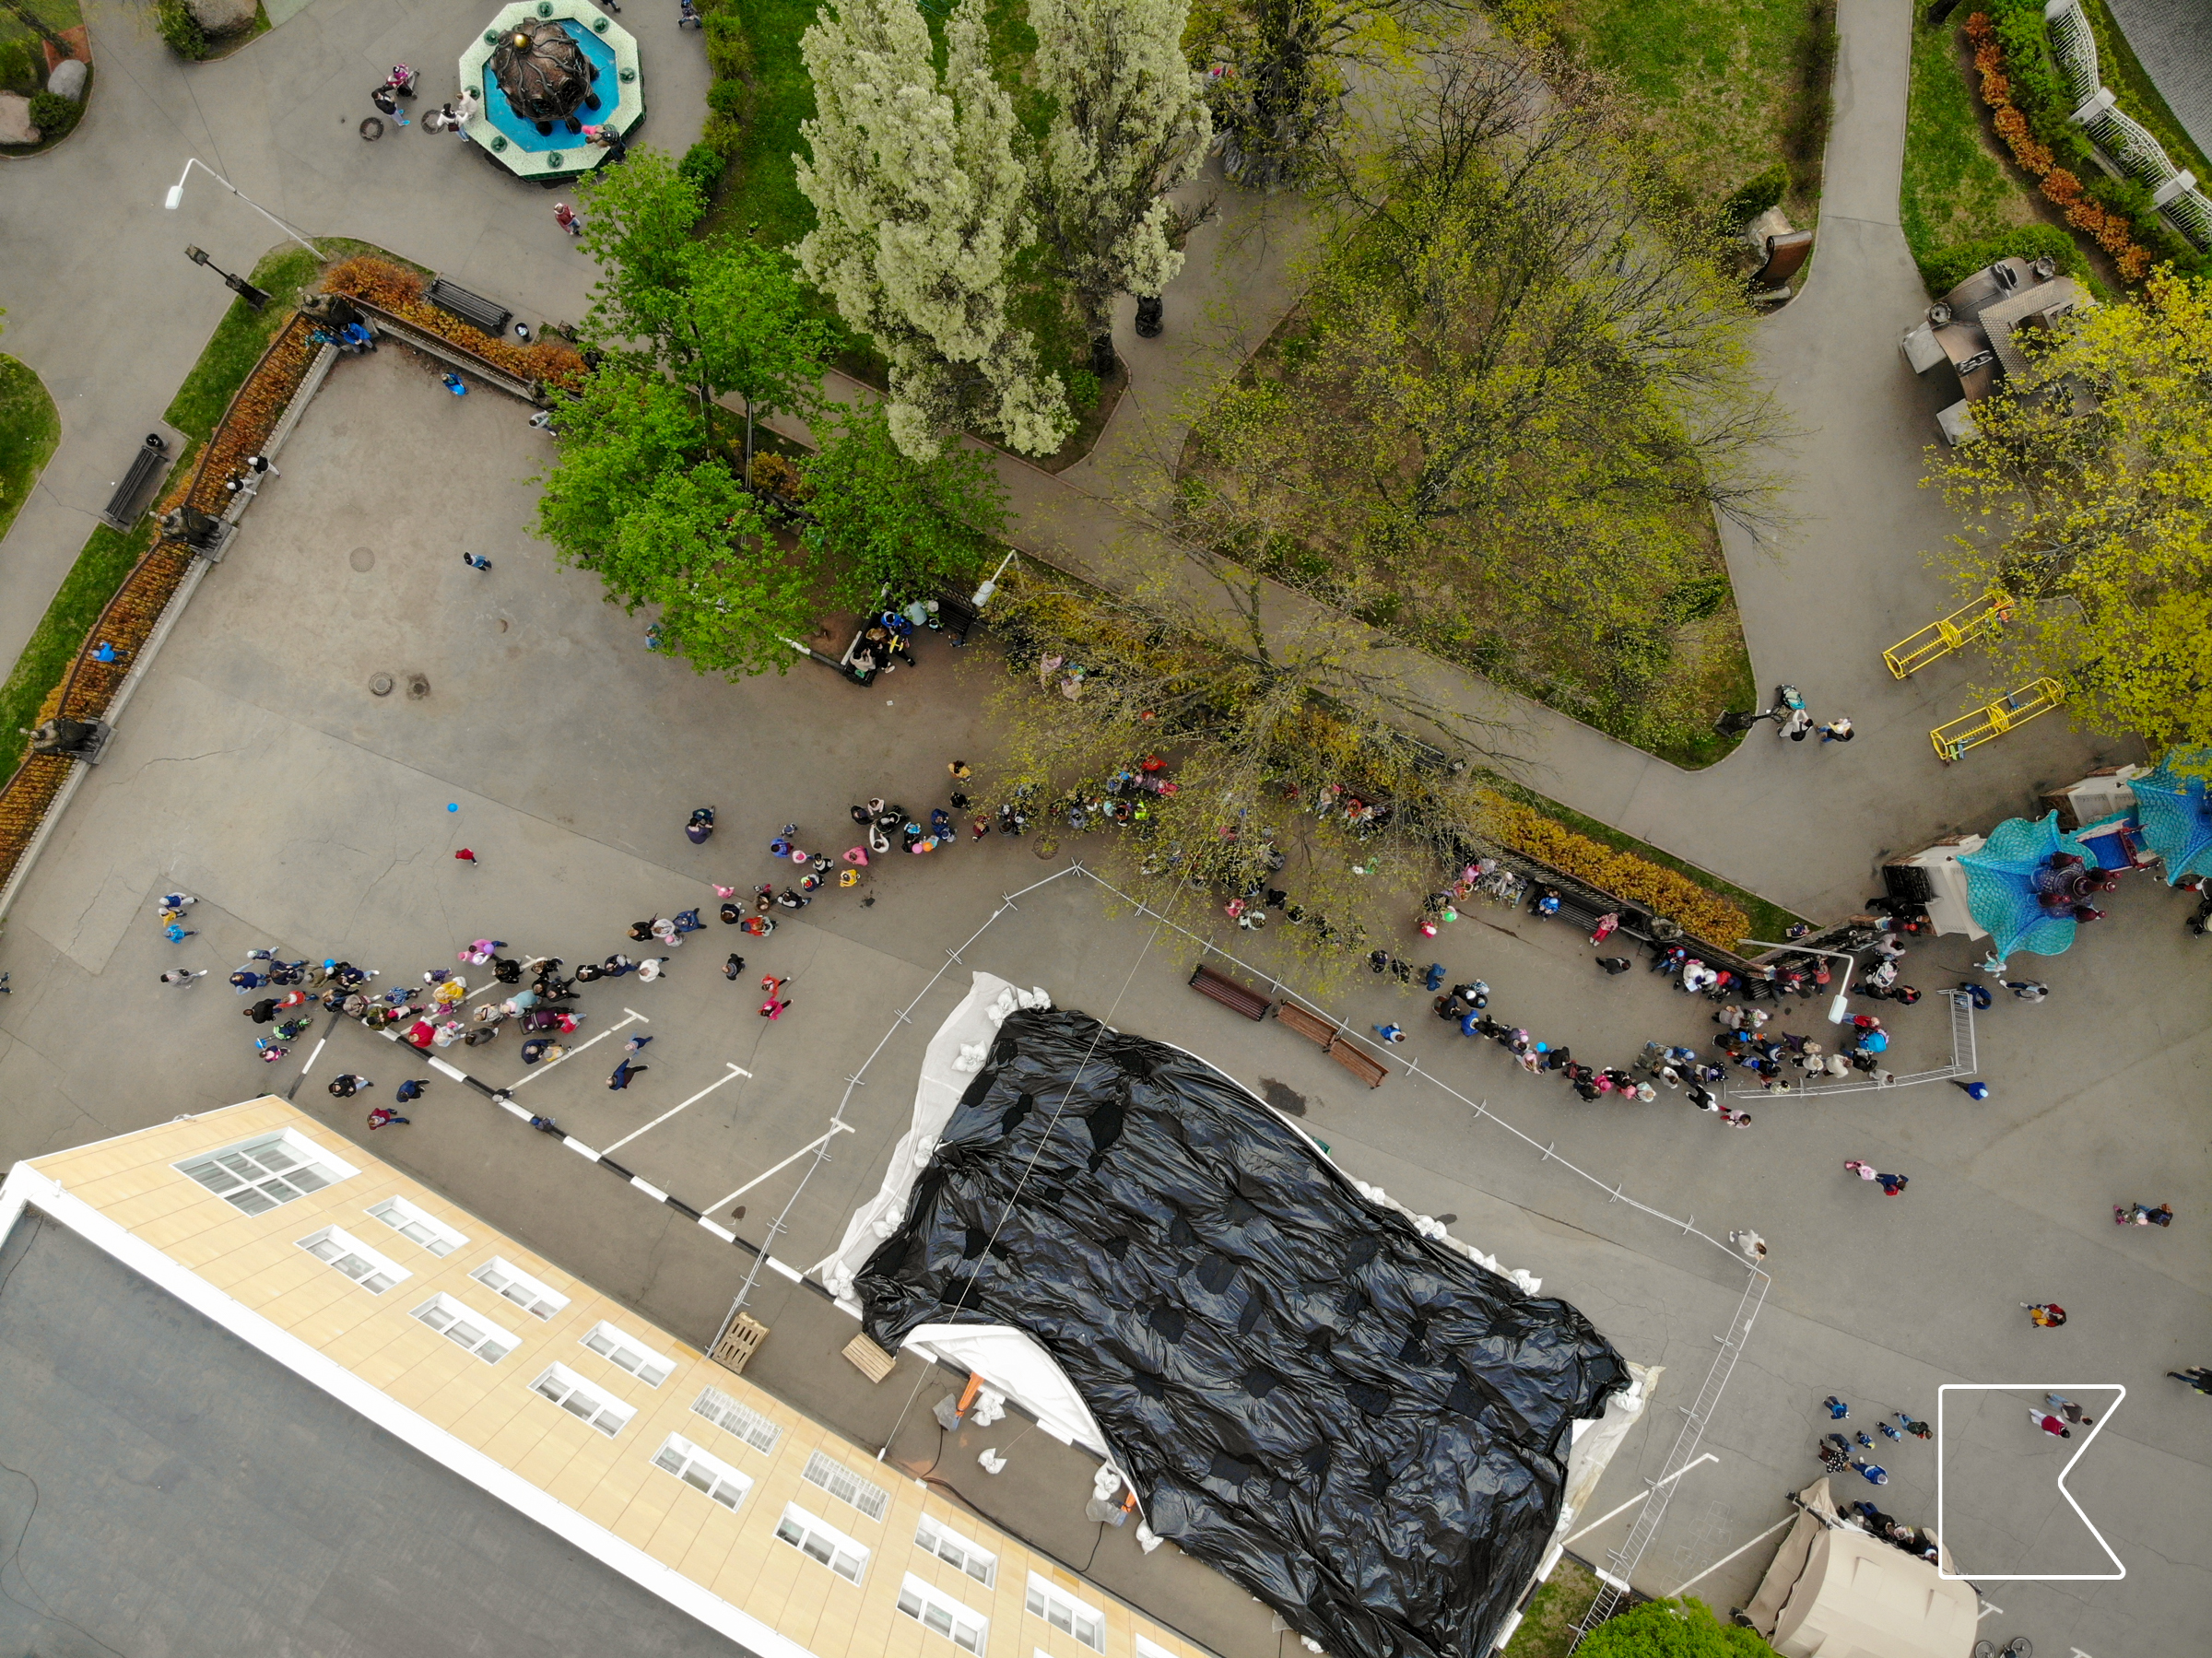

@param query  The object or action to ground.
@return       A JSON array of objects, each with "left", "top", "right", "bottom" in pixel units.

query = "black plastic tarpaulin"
[{"left": 856, "top": 1009, "right": 1629, "bottom": 1658}]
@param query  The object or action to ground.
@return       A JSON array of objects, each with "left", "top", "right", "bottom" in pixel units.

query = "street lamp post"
[
  {"left": 183, "top": 245, "right": 271, "bottom": 312},
  {"left": 1738, "top": 937, "right": 1856, "bottom": 1026},
  {"left": 162, "top": 157, "right": 324, "bottom": 259}
]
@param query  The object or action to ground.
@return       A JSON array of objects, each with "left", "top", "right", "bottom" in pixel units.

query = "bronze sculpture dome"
[{"left": 489, "top": 18, "right": 594, "bottom": 123}]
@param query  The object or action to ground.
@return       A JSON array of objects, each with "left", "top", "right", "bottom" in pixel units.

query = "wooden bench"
[
  {"left": 1276, "top": 1002, "right": 1339, "bottom": 1047},
  {"left": 1271, "top": 1001, "right": 1389, "bottom": 1088},
  {"left": 1325, "top": 1041, "right": 1389, "bottom": 1090},
  {"left": 426, "top": 276, "right": 512, "bottom": 338},
  {"left": 100, "top": 433, "right": 171, "bottom": 531},
  {"left": 1189, "top": 961, "right": 1270, "bottom": 1021}
]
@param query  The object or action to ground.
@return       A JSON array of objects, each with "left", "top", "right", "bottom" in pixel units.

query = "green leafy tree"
[
  {"left": 1030, "top": 0, "right": 1213, "bottom": 368},
  {"left": 1181, "top": 40, "right": 1783, "bottom": 745},
  {"left": 1571, "top": 1597, "right": 1778, "bottom": 1658},
  {"left": 577, "top": 148, "right": 830, "bottom": 461},
  {"left": 1926, "top": 267, "right": 2212, "bottom": 760},
  {"left": 801, "top": 401, "right": 1008, "bottom": 603},
  {"left": 535, "top": 368, "right": 817, "bottom": 676}
]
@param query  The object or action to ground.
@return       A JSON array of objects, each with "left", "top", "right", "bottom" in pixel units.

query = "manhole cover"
[
  {"left": 348, "top": 546, "right": 375, "bottom": 571},
  {"left": 369, "top": 674, "right": 394, "bottom": 697},
  {"left": 406, "top": 674, "right": 430, "bottom": 700}
]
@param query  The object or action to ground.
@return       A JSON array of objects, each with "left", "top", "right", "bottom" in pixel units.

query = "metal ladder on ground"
[{"left": 1571, "top": 1269, "right": 1770, "bottom": 1648}]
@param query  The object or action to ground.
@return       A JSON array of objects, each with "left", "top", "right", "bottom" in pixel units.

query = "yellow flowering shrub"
[{"left": 1480, "top": 795, "right": 1752, "bottom": 948}]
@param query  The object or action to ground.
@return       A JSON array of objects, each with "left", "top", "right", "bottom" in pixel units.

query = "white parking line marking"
[
  {"left": 601, "top": 1063, "right": 750, "bottom": 1156},
  {"left": 702, "top": 1121, "right": 857, "bottom": 1216},
  {"left": 507, "top": 1008, "right": 646, "bottom": 1088}
]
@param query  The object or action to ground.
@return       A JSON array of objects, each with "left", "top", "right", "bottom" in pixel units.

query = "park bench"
[
  {"left": 100, "top": 433, "right": 171, "bottom": 531},
  {"left": 1271, "top": 1000, "right": 1389, "bottom": 1089},
  {"left": 426, "top": 276, "right": 512, "bottom": 338},
  {"left": 1532, "top": 888, "right": 1611, "bottom": 934},
  {"left": 1189, "top": 961, "right": 1270, "bottom": 1021},
  {"left": 935, "top": 591, "right": 979, "bottom": 645}
]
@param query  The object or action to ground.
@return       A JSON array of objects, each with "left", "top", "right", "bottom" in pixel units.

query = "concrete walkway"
[
  {"left": 6, "top": 1, "right": 2119, "bottom": 930},
  {"left": 776, "top": 0, "right": 2116, "bottom": 922},
  {"left": 0, "top": 0, "right": 707, "bottom": 679}
]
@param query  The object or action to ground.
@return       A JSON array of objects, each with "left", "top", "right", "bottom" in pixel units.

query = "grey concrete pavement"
[
  {"left": 0, "top": 0, "right": 707, "bottom": 676},
  {"left": 2105, "top": 0, "right": 2212, "bottom": 157},
  {"left": 0, "top": 344, "right": 2204, "bottom": 1658}
]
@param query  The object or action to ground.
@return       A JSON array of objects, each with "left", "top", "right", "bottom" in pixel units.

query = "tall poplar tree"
[
  {"left": 796, "top": 0, "right": 1071, "bottom": 460},
  {"left": 1030, "top": 0, "right": 1213, "bottom": 371}
]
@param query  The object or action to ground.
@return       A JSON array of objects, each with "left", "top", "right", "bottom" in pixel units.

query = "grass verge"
[
  {"left": 1501, "top": 1556, "right": 1600, "bottom": 1658},
  {"left": 704, "top": 0, "right": 819, "bottom": 249},
  {"left": 1496, "top": 779, "right": 1807, "bottom": 944},
  {"left": 0, "top": 353, "right": 60, "bottom": 545},
  {"left": 0, "top": 241, "right": 342, "bottom": 779},
  {"left": 1548, "top": 0, "right": 1830, "bottom": 211},
  {"left": 1900, "top": 12, "right": 2034, "bottom": 266}
]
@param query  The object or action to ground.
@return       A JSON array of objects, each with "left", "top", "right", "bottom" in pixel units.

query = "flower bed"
[
  {"left": 1968, "top": 10, "right": 2156, "bottom": 281},
  {"left": 1481, "top": 794, "right": 1752, "bottom": 949},
  {"left": 321, "top": 257, "right": 586, "bottom": 391}
]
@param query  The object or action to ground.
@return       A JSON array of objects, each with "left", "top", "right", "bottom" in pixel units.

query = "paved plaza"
[
  {"left": 0, "top": 1, "right": 2206, "bottom": 1655},
  {"left": 0, "top": 349, "right": 2201, "bottom": 1656}
]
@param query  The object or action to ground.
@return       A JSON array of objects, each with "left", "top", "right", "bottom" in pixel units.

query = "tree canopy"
[
  {"left": 1573, "top": 1598, "right": 1779, "bottom": 1658},
  {"left": 535, "top": 367, "right": 816, "bottom": 678},
  {"left": 1180, "top": 40, "right": 1783, "bottom": 748},
  {"left": 802, "top": 401, "right": 1008, "bottom": 606},
  {"left": 576, "top": 147, "right": 832, "bottom": 458},
  {"left": 1926, "top": 267, "right": 2212, "bottom": 760},
  {"left": 796, "top": 0, "right": 1071, "bottom": 459}
]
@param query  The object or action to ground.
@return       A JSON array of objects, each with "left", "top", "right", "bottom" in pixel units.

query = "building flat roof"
[{"left": 0, "top": 1206, "right": 751, "bottom": 1658}]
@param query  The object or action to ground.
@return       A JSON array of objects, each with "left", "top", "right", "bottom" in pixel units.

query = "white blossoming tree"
[
  {"left": 1031, "top": 0, "right": 1213, "bottom": 370},
  {"left": 796, "top": 0, "right": 1072, "bottom": 459}
]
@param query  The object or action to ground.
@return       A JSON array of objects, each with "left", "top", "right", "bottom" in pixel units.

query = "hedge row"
[
  {"left": 321, "top": 257, "right": 586, "bottom": 390},
  {"left": 1967, "top": 5, "right": 2206, "bottom": 283},
  {"left": 1480, "top": 795, "right": 1752, "bottom": 950}
]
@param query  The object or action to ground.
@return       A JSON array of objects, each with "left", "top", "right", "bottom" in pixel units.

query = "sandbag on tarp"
[{"left": 855, "top": 1009, "right": 1629, "bottom": 1658}]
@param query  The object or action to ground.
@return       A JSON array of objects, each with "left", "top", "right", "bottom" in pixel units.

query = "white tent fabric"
[
  {"left": 1895, "top": 837, "right": 1986, "bottom": 938},
  {"left": 1744, "top": 1478, "right": 1977, "bottom": 1658},
  {"left": 902, "top": 1323, "right": 1113, "bottom": 1457},
  {"left": 815, "top": 971, "right": 1035, "bottom": 1308}
]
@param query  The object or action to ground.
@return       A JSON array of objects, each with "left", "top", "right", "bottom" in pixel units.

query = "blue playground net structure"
[
  {"left": 2131, "top": 753, "right": 2212, "bottom": 886},
  {"left": 1959, "top": 811, "right": 2101, "bottom": 960}
]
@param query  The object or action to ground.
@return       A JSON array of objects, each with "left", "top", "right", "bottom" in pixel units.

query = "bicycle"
[{"left": 1972, "top": 1638, "right": 2031, "bottom": 1658}]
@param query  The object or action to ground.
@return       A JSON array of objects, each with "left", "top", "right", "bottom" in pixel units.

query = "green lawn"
[
  {"left": 0, "top": 243, "right": 330, "bottom": 779},
  {"left": 0, "top": 353, "right": 60, "bottom": 546},
  {"left": 1550, "top": 0, "right": 1832, "bottom": 209},
  {"left": 163, "top": 244, "right": 324, "bottom": 441},
  {"left": 708, "top": 0, "right": 820, "bottom": 248},
  {"left": 1900, "top": 13, "right": 2033, "bottom": 267}
]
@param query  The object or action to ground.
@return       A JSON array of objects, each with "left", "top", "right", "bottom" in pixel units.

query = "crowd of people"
[{"left": 1374, "top": 886, "right": 1957, "bottom": 1133}]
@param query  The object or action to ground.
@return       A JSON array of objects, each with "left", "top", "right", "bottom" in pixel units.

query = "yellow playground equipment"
[
  {"left": 1884, "top": 590, "right": 2014, "bottom": 679},
  {"left": 1931, "top": 678, "right": 2065, "bottom": 763}
]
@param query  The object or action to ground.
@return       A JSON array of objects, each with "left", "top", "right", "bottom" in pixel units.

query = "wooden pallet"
[{"left": 841, "top": 1332, "right": 898, "bottom": 1383}]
